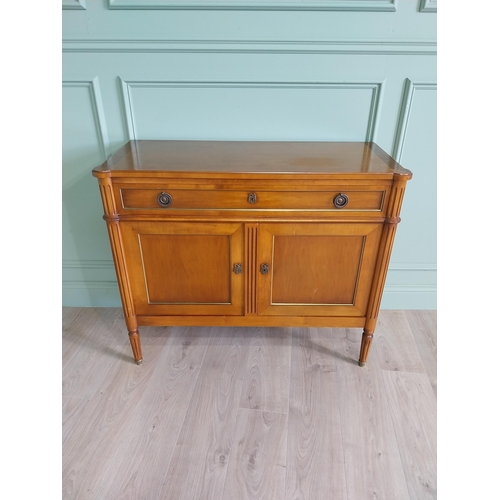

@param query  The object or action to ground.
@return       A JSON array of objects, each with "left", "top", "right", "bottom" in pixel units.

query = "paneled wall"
[{"left": 62, "top": 0, "right": 436, "bottom": 309}]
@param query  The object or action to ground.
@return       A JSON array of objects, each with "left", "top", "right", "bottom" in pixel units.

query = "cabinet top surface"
[{"left": 93, "top": 141, "right": 412, "bottom": 179}]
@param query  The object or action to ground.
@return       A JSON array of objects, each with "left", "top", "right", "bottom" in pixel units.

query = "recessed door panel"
[
  {"left": 272, "top": 235, "right": 364, "bottom": 305},
  {"left": 139, "top": 234, "right": 231, "bottom": 304},
  {"left": 121, "top": 221, "right": 244, "bottom": 316},
  {"left": 257, "top": 223, "right": 382, "bottom": 317}
]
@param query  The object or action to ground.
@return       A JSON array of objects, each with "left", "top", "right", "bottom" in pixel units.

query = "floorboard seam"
[
  {"left": 155, "top": 326, "right": 215, "bottom": 500},
  {"left": 335, "top": 328, "right": 350, "bottom": 500},
  {"left": 380, "top": 371, "right": 413, "bottom": 500},
  {"left": 219, "top": 329, "right": 253, "bottom": 500}
]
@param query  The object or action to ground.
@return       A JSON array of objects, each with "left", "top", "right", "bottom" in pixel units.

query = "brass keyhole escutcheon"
[
  {"left": 248, "top": 193, "right": 257, "bottom": 204},
  {"left": 260, "top": 263, "right": 269, "bottom": 275},
  {"left": 233, "top": 263, "right": 243, "bottom": 274}
]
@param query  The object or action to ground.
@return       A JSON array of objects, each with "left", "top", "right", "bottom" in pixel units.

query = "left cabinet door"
[{"left": 120, "top": 221, "right": 245, "bottom": 316}]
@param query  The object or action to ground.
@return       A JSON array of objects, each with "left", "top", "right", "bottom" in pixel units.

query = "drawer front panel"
[{"left": 118, "top": 188, "right": 386, "bottom": 213}]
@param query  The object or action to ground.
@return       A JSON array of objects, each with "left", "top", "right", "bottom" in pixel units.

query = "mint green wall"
[{"left": 62, "top": 0, "right": 436, "bottom": 309}]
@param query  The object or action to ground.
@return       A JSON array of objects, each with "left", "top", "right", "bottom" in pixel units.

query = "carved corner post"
[
  {"left": 95, "top": 174, "right": 143, "bottom": 365},
  {"left": 359, "top": 173, "right": 411, "bottom": 367}
]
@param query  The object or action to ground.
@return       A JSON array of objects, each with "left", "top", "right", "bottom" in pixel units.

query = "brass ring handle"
[
  {"left": 333, "top": 193, "right": 349, "bottom": 209},
  {"left": 233, "top": 263, "right": 243, "bottom": 274},
  {"left": 157, "top": 192, "right": 173, "bottom": 207},
  {"left": 260, "top": 263, "right": 269, "bottom": 275}
]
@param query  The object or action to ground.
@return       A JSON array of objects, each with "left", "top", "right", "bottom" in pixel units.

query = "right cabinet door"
[{"left": 256, "top": 223, "right": 383, "bottom": 317}]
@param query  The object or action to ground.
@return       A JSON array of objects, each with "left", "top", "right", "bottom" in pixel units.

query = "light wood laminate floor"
[{"left": 62, "top": 308, "right": 437, "bottom": 500}]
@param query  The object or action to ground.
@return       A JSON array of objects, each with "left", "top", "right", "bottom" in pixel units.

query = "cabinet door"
[
  {"left": 120, "top": 221, "right": 244, "bottom": 316},
  {"left": 256, "top": 223, "right": 383, "bottom": 317}
]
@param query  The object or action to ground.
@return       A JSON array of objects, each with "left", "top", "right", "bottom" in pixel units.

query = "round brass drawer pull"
[
  {"left": 333, "top": 193, "right": 349, "bottom": 208},
  {"left": 157, "top": 192, "right": 173, "bottom": 207}
]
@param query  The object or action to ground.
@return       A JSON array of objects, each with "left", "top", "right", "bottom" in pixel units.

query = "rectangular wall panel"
[
  {"left": 62, "top": 0, "right": 86, "bottom": 9},
  {"left": 108, "top": 0, "right": 396, "bottom": 11},
  {"left": 391, "top": 81, "right": 437, "bottom": 271},
  {"left": 122, "top": 81, "right": 382, "bottom": 141},
  {"left": 62, "top": 80, "right": 113, "bottom": 304}
]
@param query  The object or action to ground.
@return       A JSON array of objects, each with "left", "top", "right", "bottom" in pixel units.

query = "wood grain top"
[{"left": 92, "top": 141, "right": 412, "bottom": 179}]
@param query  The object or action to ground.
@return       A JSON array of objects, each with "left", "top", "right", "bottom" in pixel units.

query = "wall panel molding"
[
  {"left": 108, "top": 0, "right": 396, "bottom": 11},
  {"left": 119, "top": 79, "right": 383, "bottom": 142},
  {"left": 62, "top": 0, "right": 86, "bottom": 9},
  {"left": 63, "top": 39, "right": 436, "bottom": 55},
  {"left": 62, "top": 78, "right": 111, "bottom": 159},
  {"left": 63, "top": 259, "right": 436, "bottom": 273},
  {"left": 419, "top": 0, "right": 436, "bottom": 12},
  {"left": 63, "top": 280, "right": 117, "bottom": 290},
  {"left": 63, "top": 260, "right": 115, "bottom": 270},
  {"left": 381, "top": 284, "right": 436, "bottom": 309},
  {"left": 393, "top": 78, "right": 436, "bottom": 162}
]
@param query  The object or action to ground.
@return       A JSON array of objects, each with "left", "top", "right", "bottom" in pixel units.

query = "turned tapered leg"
[
  {"left": 128, "top": 329, "right": 143, "bottom": 365},
  {"left": 358, "top": 330, "right": 374, "bottom": 367}
]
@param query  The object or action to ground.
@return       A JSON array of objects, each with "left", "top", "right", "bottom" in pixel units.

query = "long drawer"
[{"left": 117, "top": 187, "right": 387, "bottom": 213}]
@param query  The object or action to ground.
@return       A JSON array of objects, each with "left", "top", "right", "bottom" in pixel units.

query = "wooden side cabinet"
[{"left": 92, "top": 141, "right": 412, "bottom": 366}]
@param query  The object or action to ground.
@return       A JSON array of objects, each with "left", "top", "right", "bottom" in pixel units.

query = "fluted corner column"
[{"left": 359, "top": 173, "right": 410, "bottom": 367}]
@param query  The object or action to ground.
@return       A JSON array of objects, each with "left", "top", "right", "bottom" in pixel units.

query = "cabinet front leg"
[
  {"left": 128, "top": 328, "right": 143, "bottom": 365},
  {"left": 358, "top": 330, "right": 374, "bottom": 367}
]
